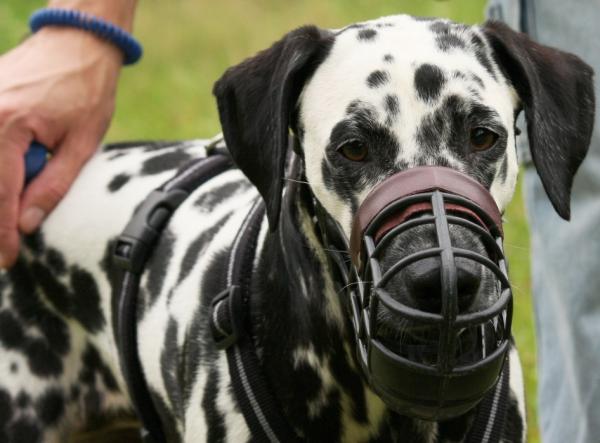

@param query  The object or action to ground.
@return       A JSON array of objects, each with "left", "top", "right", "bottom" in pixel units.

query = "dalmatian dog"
[{"left": 0, "top": 14, "right": 594, "bottom": 443}]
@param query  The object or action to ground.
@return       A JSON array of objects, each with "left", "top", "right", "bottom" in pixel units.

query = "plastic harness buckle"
[
  {"left": 210, "top": 285, "right": 244, "bottom": 350},
  {"left": 113, "top": 188, "right": 188, "bottom": 274}
]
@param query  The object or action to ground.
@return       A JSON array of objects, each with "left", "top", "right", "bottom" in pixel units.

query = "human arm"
[{"left": 0, "top": 0, "right": 138, "bottom": 268}]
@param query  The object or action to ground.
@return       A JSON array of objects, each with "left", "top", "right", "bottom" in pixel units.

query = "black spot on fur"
[
  {"left": 366, "top": 70, "right": 390, "bottom": 88},
  {"left": 103, "top": 140, "right": 182, "bottom": 152},
  {"left": 303, "top": 390, "right": 343, "bottom": 442},
  {"left": 8, "top": 416, "right": 41, "bottom": 443},
  {"left": 161, "top": 318, "right": 184, "bottom": 419},
  {"left": 416, "top": 95, "right": 466, "bottom": 157},
  {"left": 33, "top": 260, "right": 105, "bottom": 334},
  {"left": 22, "top": 232, "right": 45, "bottom": 256},
  {"left": 177, "top": 213, "right": 232, "bottom": 284},
  {"left": 357, "top": 28, "right": 377, "bottom": 41},
  {"left": 471, "top": 34, "right": 497, "bottom": 79},
  {"left": 150, "top": 390, "right": 181, "bottom": 443},
  {"left": 182, "top": 248, "right": 230, "bottom": 410},
  {"left": 287, "top": 361, "right": 324, "bottom": 415},
  {"left": 415, "top": 94, "right": 507, "bottom": 187},
  {"left": 346, "top": 99, "right": 365, "bottom": 115},
  {"left": 383, "top": 54, "right": 394, "bottom": 63},
  {"left": 324, "top": 104, "right": 401, "bottom": 209},
  {"left": 202, "top": 368, "right": 226, "bottom": 443},
  {"left": 83, "top": 389, "right": 101, "bottom": 416},
  {"left": 46, "top": 248, "right": 67, "bottom": 276},
  {"left": 329, "top": 347, "right": 368, "bottom": 423},
  {"left": 10, "top": 363, "right": 18, "bottom": 373},
  {"left": 107, "top": 152, "right": 127, "bottom": 161},
  {"left": 15, "top": 391, "right": 30, "bottom": 409},
  {"left": 498, "top": 154, "right": 509, "bottom": 184},
  {"left": 503, "top": 391, "right": 525, "bottom": 443},
  {"left": 145, "top": 230, "right": 176, "bottom": 306},
  {"left": 453, "top": 70, "right": 468, "bottom": 81},
  {"left": 70, "top": 266, "right": 105, "bottom": 332},
  {"left": 437, "top": 33, "right": 467, "bottom": 51},
  {"left": 141, "top": 151, "right": 193, "bottom": 176},
  {"left": 36, "top": 388, "right": 64, "bottom": 426},
  {"left": 80, "top": 343, "right": 119, "bottom": 391},
  {"left": 8, "top": 260, "right": 71, "bottom": 375},
  {"left": 430, "top": 21, "right": 451, "bottom": 34},
  {"left": 384, "top": 94, "right": 400, "bottom": 125},
  {"left": 0, "top": 310, "right": 25, "bottom": 349},
  {"left": 414, "top": 64, "right": 446, "bottom": 102},
  {"left": 194, "top": 181, "right": 250, "bottom": 211},
  {"left": 372, "top": 412, "right": 423, "bottom": 442},
  {"left": 70, "top": 385, "right": 80, "bottom": 401},
  {"left": 470, "top": 73, "right": 485, "bottom": 88},
  {"left": 108, "top": 173, "right": 131, "bottom": 192},
  {"left": 25, "top": 338, "right": 63, "bottom": 376},
  {"left": 0, "top": 389, "right": 12, "bottom": 427}
]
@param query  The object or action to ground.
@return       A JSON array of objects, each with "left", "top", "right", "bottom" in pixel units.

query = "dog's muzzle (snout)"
[{"left": 322, "top": 166, "right": 512, "bottom": 421}]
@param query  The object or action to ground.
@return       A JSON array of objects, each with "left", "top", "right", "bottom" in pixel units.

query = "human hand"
[{"left": 0, "top": 27, "right": 123, "bottom": 268}]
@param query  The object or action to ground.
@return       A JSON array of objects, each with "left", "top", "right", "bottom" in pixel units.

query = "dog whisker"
[
  {"left": 337, "top": 280, "right": 372, "bottom": 294},
  {"left": 504, "top": 242, "right": 529, "bottom": 251},
  {"left": 283, "top": 178, "right": 310, "bottom": 185},
  {"left": 322, "top": 248, "right": 349, "bottom": 255}
]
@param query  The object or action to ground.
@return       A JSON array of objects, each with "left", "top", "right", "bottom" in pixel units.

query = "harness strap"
[
  {"left": 210, "top": 201, "right": 304, "bottom": 443},
  {"left": 466, "top": 358, "right": 511, "bottom": 443},
  {"left": 112, "top": 152, "right": 232, "bottom": 443}
]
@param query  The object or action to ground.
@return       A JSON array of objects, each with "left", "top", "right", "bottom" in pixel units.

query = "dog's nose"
[{"left": 405, "top": 257, "right": 480, "bottom": 313}]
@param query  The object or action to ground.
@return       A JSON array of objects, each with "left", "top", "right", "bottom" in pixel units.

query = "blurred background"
[{"left": 1, "top": 1, "right": 537, "bottom": 441}]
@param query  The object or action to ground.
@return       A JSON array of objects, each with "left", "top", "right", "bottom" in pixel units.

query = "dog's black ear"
[
  {"left": 483, "top": 21, "right": 595, "bottom": 220},
  {"left": 213, "top": 26, "right": 333, "bottom": 229}
]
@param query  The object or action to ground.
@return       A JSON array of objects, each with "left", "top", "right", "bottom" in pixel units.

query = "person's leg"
[{"left": 487, "top": 1, "right": 600, "bottom": 441}]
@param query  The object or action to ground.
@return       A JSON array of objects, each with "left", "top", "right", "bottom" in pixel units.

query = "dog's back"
[{"left": 0, "top": 139, "right": 258, "bottom": 441}]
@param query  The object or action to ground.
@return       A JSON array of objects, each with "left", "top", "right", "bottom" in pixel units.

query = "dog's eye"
[
  {"left": 338, "top": 142, "right": 368, "bottom": 162},
  {"left": 470, "top": 127, "right": 498, "bottom": 151}
]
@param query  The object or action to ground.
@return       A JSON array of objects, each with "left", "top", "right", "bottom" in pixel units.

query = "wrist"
[
  {"left": 47, "top": 0, "right": 138, "bottom": 32},
  {"left": 33, "top": 26, "right": 124, "bottom": 67}
]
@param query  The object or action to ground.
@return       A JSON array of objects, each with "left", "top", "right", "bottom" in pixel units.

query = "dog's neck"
[{"left": 247, "top": 174, "right": 477, "bottom": 442}]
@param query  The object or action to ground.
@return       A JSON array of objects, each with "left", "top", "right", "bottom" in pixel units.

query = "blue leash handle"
[{"left": 25, "top": 142, "right": 49, "bottom": 184}]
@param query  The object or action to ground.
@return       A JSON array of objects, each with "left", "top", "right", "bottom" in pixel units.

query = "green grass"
[{"left": 1, "top": 1, "right": 537, "bottom": 441}]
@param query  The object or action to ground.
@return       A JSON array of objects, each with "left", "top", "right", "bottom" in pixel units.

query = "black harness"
[{"left": 112, "top": 147, "right": 511, "bottom": 443}]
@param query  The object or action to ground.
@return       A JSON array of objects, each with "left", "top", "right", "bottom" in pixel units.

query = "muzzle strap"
[{"left": 350, "top": 166, "right": 504, "bottom": 269}]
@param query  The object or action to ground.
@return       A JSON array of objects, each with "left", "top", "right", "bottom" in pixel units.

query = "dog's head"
[
  {"left": 214, "top": 14, "right": 594, "bottom": 419},
  {"left": 214, "top": 15, "right": 594, "bottom": 315}
]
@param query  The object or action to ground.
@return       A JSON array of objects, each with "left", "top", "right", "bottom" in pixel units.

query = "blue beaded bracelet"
[{"left": 29, "top": 8, "right": 142, "bottom": 65}]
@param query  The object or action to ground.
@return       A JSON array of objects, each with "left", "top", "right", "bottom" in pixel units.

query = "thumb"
[
  {"left": 19, "top": 134, "right": 97, "bottom": 233},
  {"left": 0, "top": 134, "right": 27, "bottom": 268}
]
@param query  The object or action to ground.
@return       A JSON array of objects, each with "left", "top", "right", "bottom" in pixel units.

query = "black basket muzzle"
[{"left": 322, "top": 166, "right": 512, "bottom": 421}]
